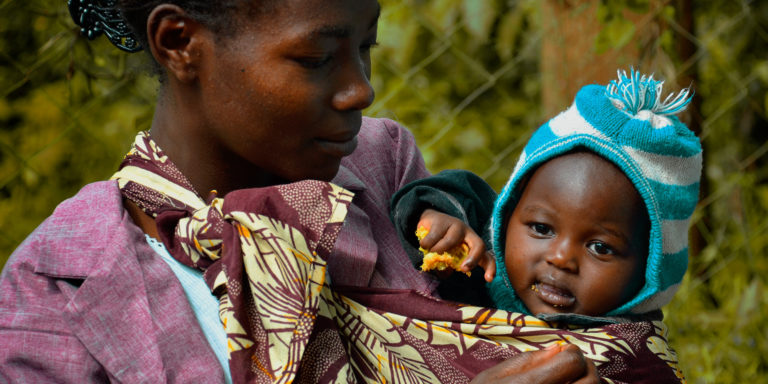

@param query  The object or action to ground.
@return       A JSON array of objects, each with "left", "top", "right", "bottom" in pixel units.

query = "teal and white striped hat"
[{"left": 490, "top": 69, "right": 702, "bottom": 316}]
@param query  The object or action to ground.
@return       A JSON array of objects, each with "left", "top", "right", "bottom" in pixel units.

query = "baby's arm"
[
  {"left": 390, "top": 170, "right": 496, "bottom": 286},
  {"left": 417, "top": 208, "right": 495, "bottom": 282}
]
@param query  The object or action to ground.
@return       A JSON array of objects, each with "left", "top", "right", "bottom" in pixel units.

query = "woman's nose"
[
  {"left": 545, "top": 241, "right": 579, "bottom": 272},
  {"left": 332, "top": 57, "right": 375, "bottom": 111}
]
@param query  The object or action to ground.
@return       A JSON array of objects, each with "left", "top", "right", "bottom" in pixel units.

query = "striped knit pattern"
[{"left": 490, "top": 70, "right": 702, "bottom": 315}]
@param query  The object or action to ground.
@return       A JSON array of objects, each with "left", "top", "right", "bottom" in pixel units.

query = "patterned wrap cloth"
[{"left": 112, "top": 132, "right": 685, "bottom": 383}]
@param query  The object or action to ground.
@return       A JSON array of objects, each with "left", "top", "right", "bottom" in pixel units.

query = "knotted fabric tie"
[{"left": 111, "top": 131, "right": 354, "bottom": 383}]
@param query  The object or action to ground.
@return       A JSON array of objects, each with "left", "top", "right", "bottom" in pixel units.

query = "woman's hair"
[
  {"left": 119, "top": 1, "right": 244, "bottom": 50},
  {"left": 68, "top": 0, "right": 274, "bottom": 73}
]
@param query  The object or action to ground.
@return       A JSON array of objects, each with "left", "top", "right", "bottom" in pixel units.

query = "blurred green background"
[{"left": 1, "top": 0, "right": 766, "bottom": 382}]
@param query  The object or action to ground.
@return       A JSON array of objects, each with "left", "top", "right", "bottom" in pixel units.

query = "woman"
[{"left": 0, "top": 0, "right": 596, "bottom": 382}]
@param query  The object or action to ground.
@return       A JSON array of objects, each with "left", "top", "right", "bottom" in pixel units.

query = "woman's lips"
[
  {"left": 532, "top": 282, "right": 576, "bottom": 308},
  {"left": 314, "top": 135, "right": 358, "bottom": 157}
]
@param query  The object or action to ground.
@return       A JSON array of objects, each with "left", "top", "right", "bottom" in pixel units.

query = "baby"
[{"left": 391, "top": 69, "right": 702, "bottom": 323}]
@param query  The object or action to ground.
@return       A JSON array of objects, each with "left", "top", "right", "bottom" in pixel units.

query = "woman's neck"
[{"left": 148, "top": 89, "right": 285, "bottom": 197}]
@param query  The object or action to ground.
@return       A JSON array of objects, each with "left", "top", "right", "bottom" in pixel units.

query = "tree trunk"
[{"left": 540, "top": 0, "right": 665, "bottom": 116}]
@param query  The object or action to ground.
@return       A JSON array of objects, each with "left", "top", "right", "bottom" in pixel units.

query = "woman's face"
[
  {"left": 503, "top": 151, "right": 649, "bottom": 317},
  {"left": 195, "top": 0, "right": 379, "bottom": 184}
]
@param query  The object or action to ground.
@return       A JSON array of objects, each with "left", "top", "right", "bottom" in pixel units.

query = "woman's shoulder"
[
  {"left": 344, "top": 117, "right": 427, "bottom": 189},
  {"left": 360, "top": 116, "right": 417, "bottom": 148},
  {"left": 352, "top": 115, "right": 429, "bottom": 182},
  {"left": 40, "top": 180, "right": 125, "bottom": 236},
  {"left": 354, "top": 117, "right": 423, "bottom": 166},
  {"left": 6, "top": 180, "right": 129, "bottom": 277}
]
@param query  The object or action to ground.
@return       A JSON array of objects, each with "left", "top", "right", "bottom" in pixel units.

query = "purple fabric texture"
[
  {"left": 0, "top": 181, "right": 223, "bottom": 383},
  {"left": 0, "top": 117, "right": 433, "bottom": 382},
  {"left": 329, "top": 118, "right": 434, "bottom": 292}
]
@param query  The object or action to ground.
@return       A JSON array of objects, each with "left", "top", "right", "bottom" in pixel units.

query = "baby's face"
[{"left": 504, "top": 151, "right": 649, "bottom": 317}]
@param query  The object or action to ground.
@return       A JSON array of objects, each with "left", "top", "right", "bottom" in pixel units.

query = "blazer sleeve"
[{"left": 382, "top": 118, "right": 432, "bottom": 192}]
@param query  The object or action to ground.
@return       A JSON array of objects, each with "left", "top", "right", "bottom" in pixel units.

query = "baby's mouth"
[{"left": 531, "top": 281, "right": 576, "bottom": 309}]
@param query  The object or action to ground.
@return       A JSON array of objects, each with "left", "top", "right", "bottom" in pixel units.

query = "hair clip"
[{"left": 67, "top": 0, "right": 142, "bottom": 52}]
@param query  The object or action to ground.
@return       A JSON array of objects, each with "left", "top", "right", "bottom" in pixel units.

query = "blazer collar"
[{"left": 35, "top": 181, "right": 223, "bottom": 382}]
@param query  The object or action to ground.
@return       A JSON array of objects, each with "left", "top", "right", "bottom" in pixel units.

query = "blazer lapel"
[
  {"left": 36, "top": 187, "right": 224, "bottom": 383},
  {"left": 62, "top": 220, "right": 169, "bottom": 383}
]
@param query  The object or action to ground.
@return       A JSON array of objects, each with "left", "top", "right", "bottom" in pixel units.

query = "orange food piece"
[{"left": 415, "top": 226, "right": 470, "bottom": 276}]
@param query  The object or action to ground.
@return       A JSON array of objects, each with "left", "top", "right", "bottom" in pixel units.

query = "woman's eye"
[
  {"left": 588, "top": 241, "right": 616, "bottom": 256},
  {"left": 530, "top": 223, "right": 553, "bottom": 236},
  {"left": 296, "top": 55, "right": 333, "bottom": 69}
]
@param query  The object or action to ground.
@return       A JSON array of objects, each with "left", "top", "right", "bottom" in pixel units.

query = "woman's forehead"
[{"left": 239, "top": 0, "right": 380, "bottom": 36}]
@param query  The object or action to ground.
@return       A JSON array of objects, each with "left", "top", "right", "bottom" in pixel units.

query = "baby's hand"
[{"left": 417, "top": 209, "right": 496, "bottom": 282}]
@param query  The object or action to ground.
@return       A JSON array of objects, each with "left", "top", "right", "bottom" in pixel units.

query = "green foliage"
[
  {"left": 0, "top": 0, "right": 153, "bottom": 256},
  {"left": 595, "top": 1, "right": 647, "bottom": 53},
  {"left": 371, "top": 0, "right": 542, "bottom": 189},
  {"left": 1, "top": 1, "right": 767, "bottom": 382},
  {"left": 661, "top": 1, "right": 768, "bottom": 382},
  {"left": 461, "top": 0, "right": 498, "bottom": 42}
]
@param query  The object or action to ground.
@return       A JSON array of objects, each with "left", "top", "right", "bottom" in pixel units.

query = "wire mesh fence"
[{"left": 1, "top": 0, "right": 766, "bottom": 382}]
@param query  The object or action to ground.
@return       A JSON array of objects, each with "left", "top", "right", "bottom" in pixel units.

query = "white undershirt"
[{"left": 146, "top": 235, "right": 233, "bottom": 384}]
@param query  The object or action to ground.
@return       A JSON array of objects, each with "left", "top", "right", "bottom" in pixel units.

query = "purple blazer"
[{"left": 0, "top": 117, "right": 434, "bottom": 382}]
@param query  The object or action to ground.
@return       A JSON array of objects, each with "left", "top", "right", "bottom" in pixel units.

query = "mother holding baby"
[{"left": 0, "top": 0, "right": 599, "bottom": 382}]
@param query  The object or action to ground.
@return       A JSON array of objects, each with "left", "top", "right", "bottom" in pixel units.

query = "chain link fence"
[{"left": 1, "top": 0, "right": 766, "bottom": 382}]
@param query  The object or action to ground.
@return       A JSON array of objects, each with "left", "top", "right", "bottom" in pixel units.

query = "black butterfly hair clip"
[{"left": 67, "top": 0, "right": 142, "bottom": 52}]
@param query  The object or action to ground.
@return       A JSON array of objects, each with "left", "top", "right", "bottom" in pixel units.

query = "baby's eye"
[
  {"left": 530, "top": 223, "right": 554, "bottom": 237},
  {"left": 587, "top": 241, "right": 616, "bottom": 256}
]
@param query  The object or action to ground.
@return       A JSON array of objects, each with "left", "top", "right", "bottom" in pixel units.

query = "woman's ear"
[{"left": 146, "top": 4, "right": 207, "bottom": 83}]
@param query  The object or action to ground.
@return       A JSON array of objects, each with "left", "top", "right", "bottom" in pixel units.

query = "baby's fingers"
[
  {"left": 477, "top": 251, "right": 496, "bottom": 282},
  {"left": 459, "top": 233, "right": 486, "bottom": 272},
  {"left": 416, "top": 210, "right": 450, "bottom": 250},
  {"left": 429, "top": 224, "right": 465, "bottom": 254},
  {"left": 462, "top": 246, "right": 496, "bottom": 282}
]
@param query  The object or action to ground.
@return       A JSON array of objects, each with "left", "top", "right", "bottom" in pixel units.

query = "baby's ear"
[{"left": 146, "top": 4, "right": 207, "bottom": 83}]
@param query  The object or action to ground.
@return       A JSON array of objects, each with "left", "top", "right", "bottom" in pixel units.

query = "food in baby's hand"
[{"left": 415, "top": 226, "right": 470, "bottom": 276}]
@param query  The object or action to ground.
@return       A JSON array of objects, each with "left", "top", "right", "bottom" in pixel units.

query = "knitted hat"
[{"left": 489, "top": 69, "right": 702, "bottom": 316}]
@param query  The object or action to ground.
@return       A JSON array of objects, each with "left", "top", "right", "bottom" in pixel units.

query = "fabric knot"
[
  {"left": 112, "top": 131, "right": 356, "bottom": 381},
  {"left": 177, "top": 198, "right": 225, "bottom": 268}
]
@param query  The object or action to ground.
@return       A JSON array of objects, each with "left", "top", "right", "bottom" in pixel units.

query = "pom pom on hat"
[
  {"left": 489, "top": 68, "right": 703, "bottom": 316},
  {"left": 606, "top": 69, "right": 693, "bottom": 116}
]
